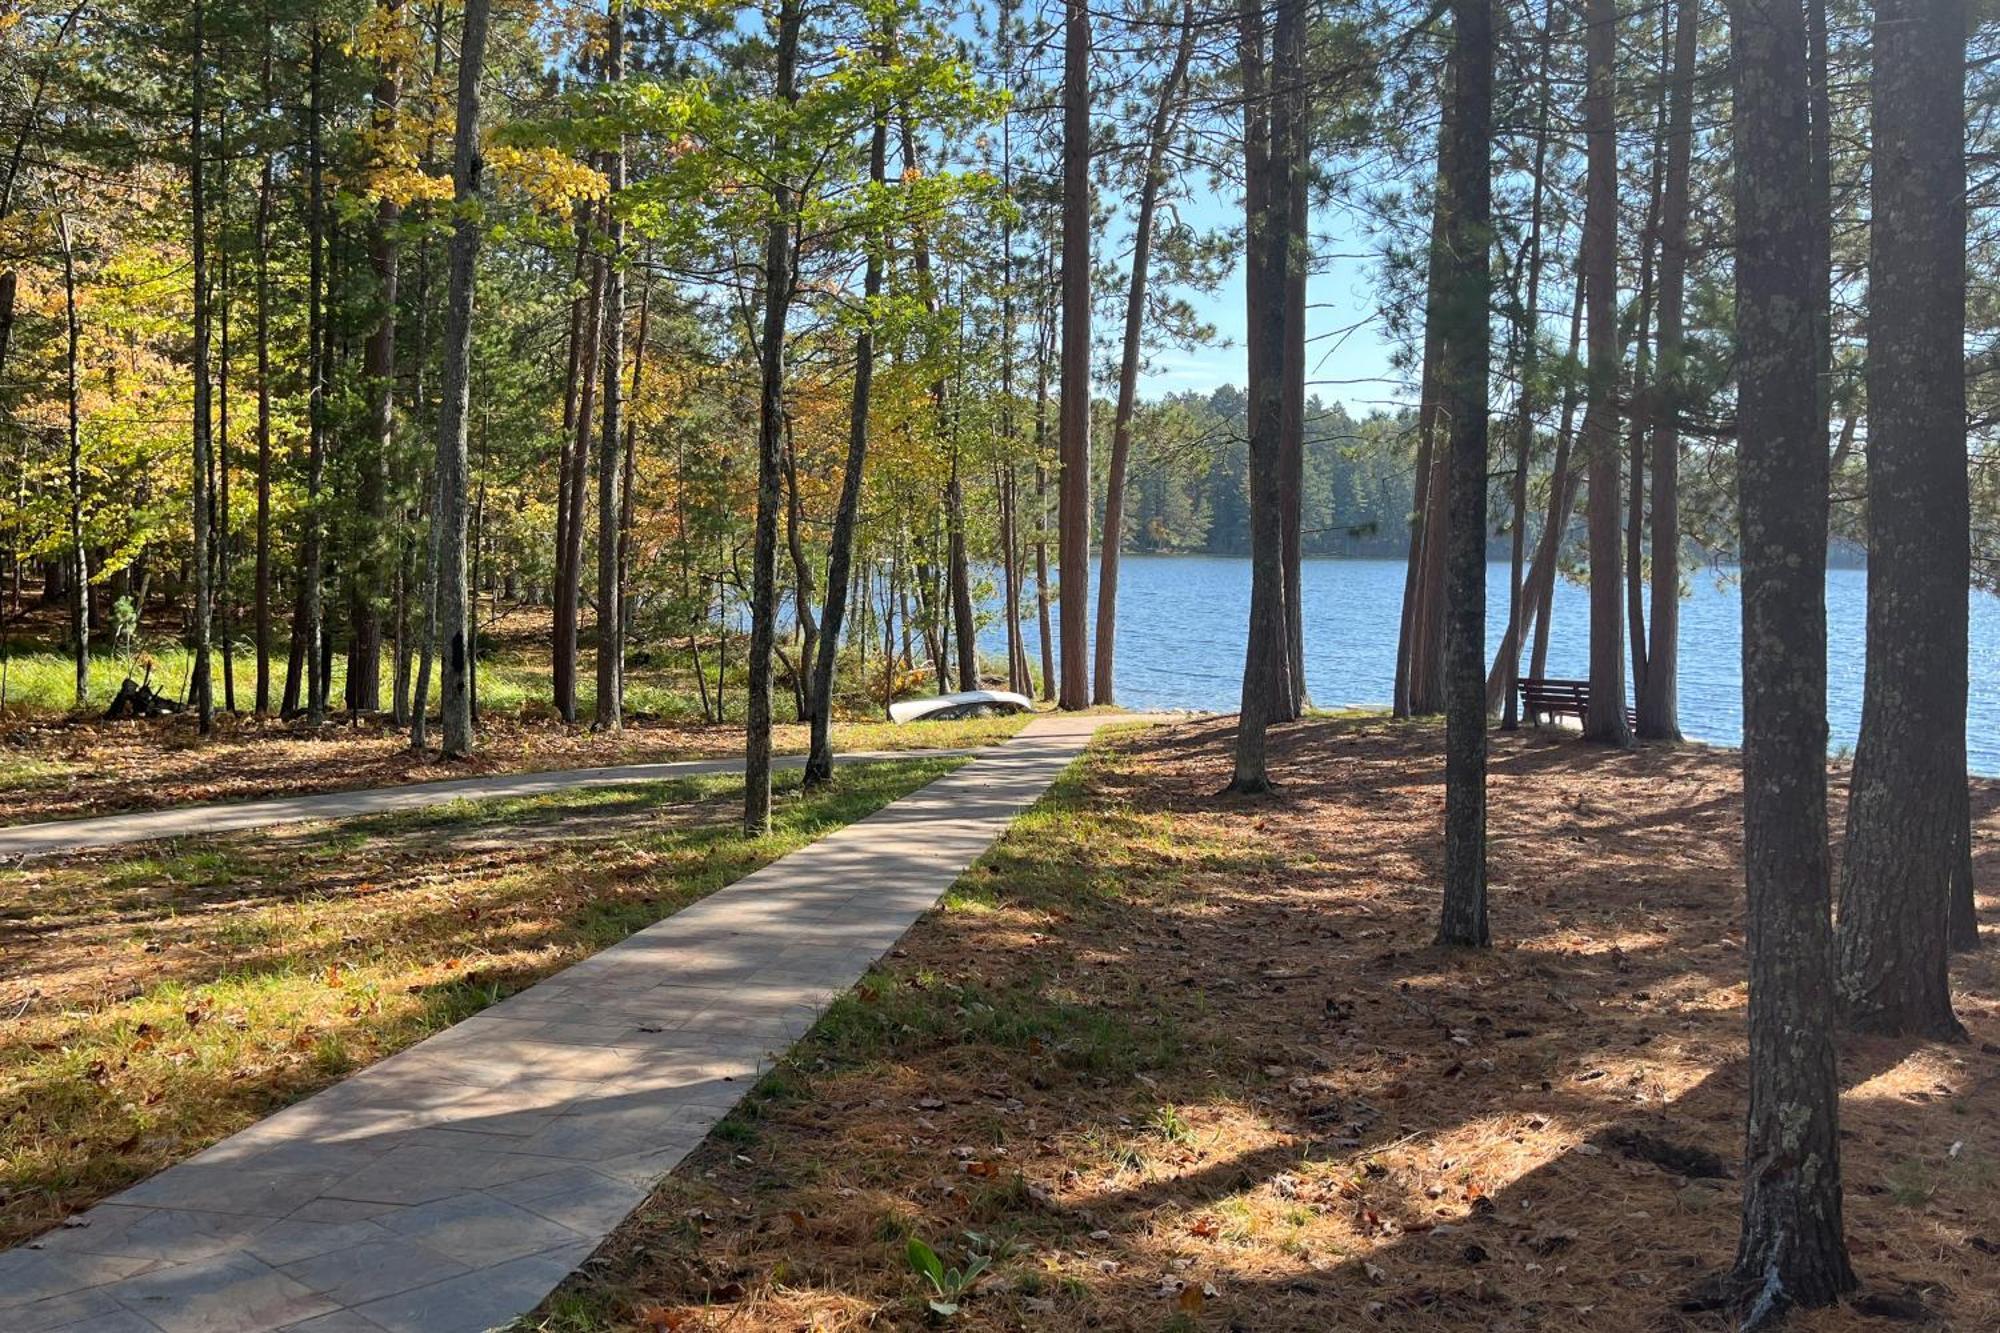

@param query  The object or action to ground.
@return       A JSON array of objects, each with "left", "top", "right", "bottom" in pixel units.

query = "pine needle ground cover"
[
  {"left": 534, "top": 717, "right": 2000, "bottom": 1333},
  {"left": 0, "top": 757, "right": 964, "bottom": 1247}
]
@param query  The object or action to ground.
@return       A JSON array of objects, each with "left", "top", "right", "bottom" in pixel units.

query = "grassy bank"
[{"left": 0, "top": 756, "right": 963, "bottom": 1246}]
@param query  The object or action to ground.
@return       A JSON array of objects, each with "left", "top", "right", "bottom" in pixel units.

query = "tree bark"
[
  {"left": 190, "top": 0, "right": 214, "bottom": 733},
  {"left": 1438, "top": 0, "right": 1490, "bottom": 946},
  {"left": 429, "top": 0, "right": 491, "bottom": 759},
  {"left": 745, "top": 0, "right": 801, "bottom": 834},
  {"left": 254, "top": 25, "right": 275, "bottom": 716},
  {"left": 217, "top": 171, "right": 235, "bottom": 715},
  {"left": 1094, "top": 0, "right": 1195, "bottom": 705},
  {"left": 301, "top": 25, "right": 329, "bottom": 725},
  {"left": 1951, "top": 781, "right": 1980, "bottom": 950},
  {"left": 1397, "top": 103, "right": 1453, "bottom": 719},
  {"left": 1229, "top": 0, "right": 1294, "bottom": 792},
  {"left": 1528, "top": 269, "right": 1586, "bottom": 680},
  {"left": 58, "top": 213, "right": 87, "bottom": 706},
  {"left": 1638, "top": 0, "right": 1696, "bottom": 739},
  {"left": 1057, "top": 0, "right": 1092, "bottom": 711},
  {"left": 355, "top": 0, "right": 404, "bottom": 717},
  {"left": 1276, "top": 10, "right": 1308, "bottom": 722},
  {"left": 946, "top": 454, "right": 977, "bottom": 688},
  {"left": 1035, "top": 261, "right": 1057, "bottom": 702},
  {"left": 1834, "top": 0, "right": 1968, "bottom": 1042},
  {"left": 804, "top": 72, "right": 887, "bottom": 786},
  {"left": 594, "top": 0, "right": 626, "bottom": 733},
  {"left": 556, "top": 241, "right": 603, "bottom": 725},
  {"left": 1495, "top": 7, "right": 1556, "bottom": 732},
  {"left": 782, "top": 415, "right": 816, "bottom": 722},
  {"left": 1726, "top": 0, "right": 1856, "bottom": 1314},
  {"left": 1624, "top": 29, "right": 1667, "bottom": 709},
  {"left": 1580, "top": 0, "right": 1630, "bottom": 745}
]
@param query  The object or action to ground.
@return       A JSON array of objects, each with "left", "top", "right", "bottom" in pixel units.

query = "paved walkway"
[
  {"left": 0, "top": 715, "right": 1111, "bottom": 1333},
  {"left": 0, "top": 748, "right": 983, "bottom": 859}
]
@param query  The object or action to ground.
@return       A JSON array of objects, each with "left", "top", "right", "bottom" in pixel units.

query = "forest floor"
[
  {"left": 0, "top": 604, "right": 1029, "bottom": 825},
  {"left": 0, "top": 711, "right": 1026, "bottom": 827},
  {"left": 531, "top": 714, "right": 2000, "bottom": 1333},
  {"left": 0, "top": 756, "right": 964, "bottom": 1248}
]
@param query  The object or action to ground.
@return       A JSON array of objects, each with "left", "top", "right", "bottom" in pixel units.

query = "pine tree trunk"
[
  {"left": 1034, "top": 269, "right": 1057, "bottom": 703},
  {"left": 218, "top": 196, "right": 235, "bottom": 715},
  {"left": 1528, "top": 271, "right": 1587, "bottom": 680},
  {"left": 1951, "top": 782, "right": 1980, "bottom": 949},
  {"left": 254, "top": 31, "right": 275, "bottom": 716},
  {"left": 1397, "top": 104, "right": 1453, "bottom": 719},
  {"left": 557, "top": 244, "right": 603, "bottom": 725},
  {"left": 1230, "top": 0, "right": 1293, "bottom": 792},
  {"left": 1834, "top": 0, "right": 1968, "bottom": 1042},
  {"left": 1276, "top": 24, "right": 1308, "bottom": 722},
  {"left": 1726, "top": 0, "right": 1856, "bottom": 1314},
  {"left": 1494, "top": 5, "right": 1555, "bottom": 732},
  {"left": 355, "top": 1, "right": 403, "bottom": 717},
  {"left": 190, "top": 0, "right": 214, "bottom": 733},
  {"left": 594, "top": 0, "right": 626, "bottom": 733},
  {"left": 804, "top": 75, "right": 885, "bottom": 786},
  {"left": 782, "top": 419, "right": 816, "bottom": 723},
  {"left": 301, "top": 25, "right": 329, "bottom": 725},
  {"left": 1624, "top": 31, "right": 1666, "bottom": 709},
  {"left": 1056, "top": 0, "right": 1092, "bottom": 711},
  {"left": 1638, "top": 0, "right": 1697, "bottom": 739},
  {"left": 1095, "top": 0, "right": 1194, "bottom": 706},
  {"left": 1438, "top": 0, "right": 1491, "bottom": 945},
  {"left": 58, "top": 214, "right": 87, "bottom": 706},
  {"left": 947, "top": 455, "right": 977, "bottom": 688},
  {"left": 1580, "top": 0, "right": 1630, "bottom": 746},
  {"left": 745, "top": 0, "right": 801, "bottom": 834},
  {"left": 430, "top": 0, "right": 491, "bottom": 760}
]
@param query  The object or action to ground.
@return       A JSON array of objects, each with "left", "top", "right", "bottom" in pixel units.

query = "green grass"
[
  {"left": 0, "top": 625, "right": 1040, "bottom": 726},
  {"left": 0, "top": 640, "right": 721, "bottom": 721},
  {"left": 0, "top": 755, "right": 963, "bottom": 1246}
]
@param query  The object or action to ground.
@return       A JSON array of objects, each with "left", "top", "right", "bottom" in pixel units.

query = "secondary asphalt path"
[
  {"left": 0, "top": 747, "right": 987, "bottom": 859},
  {"left": 0, "top": 714, "right": 1118, "bottom": 1333}
]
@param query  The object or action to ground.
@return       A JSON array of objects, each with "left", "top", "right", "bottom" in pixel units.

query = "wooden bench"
[{"left": 1517, "top": 676, "right": 1637, "bottom": 731}]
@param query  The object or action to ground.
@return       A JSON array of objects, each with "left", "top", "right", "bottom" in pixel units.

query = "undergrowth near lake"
[
  {"left": 529, "top": 716, "right": 2000, "bottom": 1332},
  {"left": 0, "top": 756, "right": 962, "bottom": 1246}
]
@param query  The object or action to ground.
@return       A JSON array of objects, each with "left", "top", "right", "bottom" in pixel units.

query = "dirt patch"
[{"left": 541, "top": 715, "right": 2000, "bottom": 1333}]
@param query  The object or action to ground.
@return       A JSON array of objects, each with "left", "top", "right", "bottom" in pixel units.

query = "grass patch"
[{"left": 0, "top": 755, "right": 962, "bottom": 1245}]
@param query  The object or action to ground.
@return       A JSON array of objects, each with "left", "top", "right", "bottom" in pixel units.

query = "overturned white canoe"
[{"left": 888, "top": 689, "right": 1036, "bottom": 724}]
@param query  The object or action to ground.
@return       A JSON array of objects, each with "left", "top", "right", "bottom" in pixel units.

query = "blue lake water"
[{"left": 975, "top": 555, "right": 2000, "bottom": 776}]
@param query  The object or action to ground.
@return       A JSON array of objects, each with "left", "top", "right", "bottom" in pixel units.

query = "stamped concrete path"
[
  {"left": 0, "top": 748, "right": 991, "bottom": 860},
  {"left": 0, "top": 714, "right": 1113, "bottom": 1333}
]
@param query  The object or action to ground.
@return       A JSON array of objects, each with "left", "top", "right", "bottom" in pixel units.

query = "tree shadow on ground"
[{"left": 545, "top": 712, "right": 2000, "bottom": 1333}]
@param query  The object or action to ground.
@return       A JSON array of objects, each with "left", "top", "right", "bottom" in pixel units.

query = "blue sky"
[{"left": 1130, "top": 193, "right": 1409, "bottom": 417}]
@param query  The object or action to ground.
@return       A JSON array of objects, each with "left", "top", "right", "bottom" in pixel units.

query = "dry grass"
[
  {"left": 0, "top": 756, "right": 964, "bottom": 1247},
  {"left": 0, "top": 712, "right": 1026, "bottom": 827},
  {"left": 531, "top": 715, "right": 2000, "bottom": 1333}
]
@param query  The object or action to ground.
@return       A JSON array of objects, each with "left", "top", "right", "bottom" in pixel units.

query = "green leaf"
[{"left": 906, "top": 1236, "right": 945, "bottom": 1288}]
